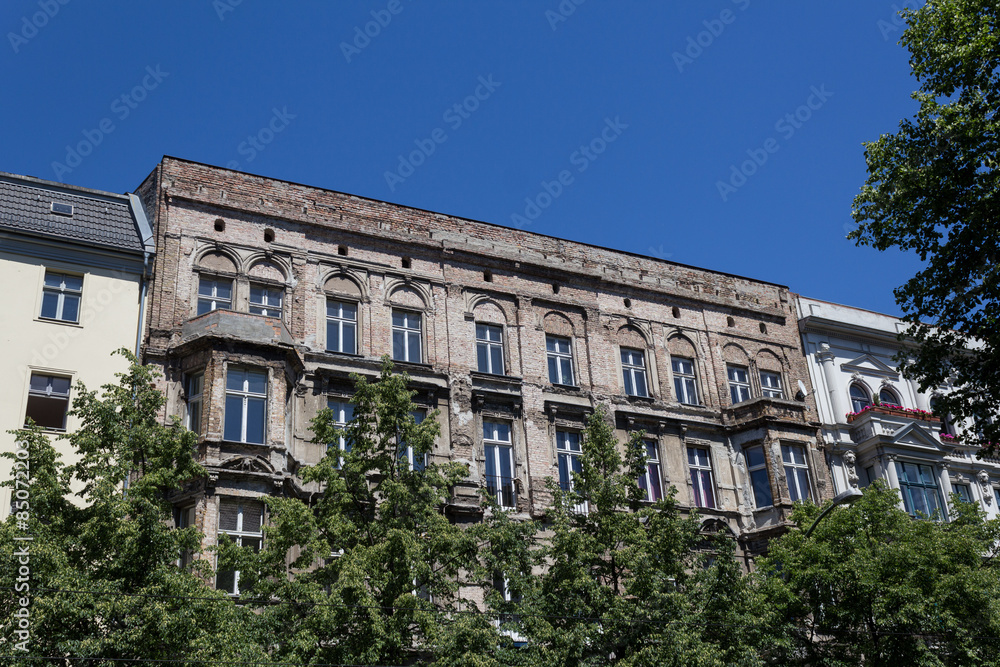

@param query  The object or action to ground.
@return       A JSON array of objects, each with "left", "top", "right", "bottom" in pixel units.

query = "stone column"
[
  {"left": 818, "top": 343, "right": 849, "bottom": 423},
  {"left": 939, "top": 463, "right": 954, "bottom": 509},
  {"left": 884, "top": 455, "right": 904, "bottom": 510}
]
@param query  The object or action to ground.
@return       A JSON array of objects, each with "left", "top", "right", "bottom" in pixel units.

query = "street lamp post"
[{"left": 804, "top": 487, "right": 864, "bottom": 537}]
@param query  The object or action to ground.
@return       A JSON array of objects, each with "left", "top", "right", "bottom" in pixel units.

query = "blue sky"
[{"left": 1, "top": 1, "right": 925, "bottom": 315}]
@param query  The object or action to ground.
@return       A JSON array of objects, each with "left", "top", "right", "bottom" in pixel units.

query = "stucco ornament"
[
  {"left": 843, "top": 450, "right": 859, "bottom": 488},
  {"left": 978, "top": 470, "right": 992, "bottom": 505}
]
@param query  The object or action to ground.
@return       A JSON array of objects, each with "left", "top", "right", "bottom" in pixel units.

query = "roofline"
[
  {"left": 158, "top": 155, "right": 791, "bottom": 291},
  {"left": 0, "top": 224, "right": 148, "bottom": 258},
  {"left": 796, "top": 295, "right": 907, "bottom": 321},
  {"left": 0, "top": 170, "right": 131, "bottom": 204}
]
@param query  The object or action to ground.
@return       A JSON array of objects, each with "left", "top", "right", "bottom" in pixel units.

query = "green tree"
[
  {"left": 757, "top": 482, "right": 1000, "bottom": 666},
  {"left": 850, "top": 0, "right": 1000, "bottom": 451},
  {"left": 0, "top": 350, "right": 263, "bottom": 665}
]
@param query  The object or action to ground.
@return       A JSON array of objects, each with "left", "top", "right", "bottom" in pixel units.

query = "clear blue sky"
[{"left": 1, "top": 1, "right": 926, "bottom": 315}]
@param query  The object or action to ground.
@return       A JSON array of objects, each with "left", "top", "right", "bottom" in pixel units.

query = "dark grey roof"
[{"left": 0, "top": 172, "right": 146, "bottom": 254}]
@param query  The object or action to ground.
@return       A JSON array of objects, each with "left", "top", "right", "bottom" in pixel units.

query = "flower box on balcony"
[{"left": 846, "top": 404, "right": 940, "bottom": 424}]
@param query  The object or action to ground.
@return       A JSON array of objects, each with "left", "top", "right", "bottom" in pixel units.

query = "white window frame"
[
  {"left": 621, "top": 348, "right": 649, "bottom": 398},
  {"left": 216, "top": 499, "right": 263, "bottom": 596},
  {"left": 197, "top": 275, "right": 233, "bottom": 315},
  {"left": 399, "top": 410, "right": 427, "bottom": 472},
  {"left": 671, "top": 357, "right": 699, "bottom": 405},
  {"left": 493, "top": 572, "right": 525, "bottom": 643},
  {"left": 953, "top": 483, "right": 973, "bottom": 504},
  {"left": 223, "top": 368, "right": 267, "bottom": 444},
  {"left": 744, "top": 445, "right": 773, "bottom": 508},
  {"left": 546, "top": 335, "right": 575, "bottom": 386},
  {"left": 392, "top": 310, "right": 423, "bottom": 363},
  {"left": 687, "top": 446, "right": 716, "bottom": 509},
  {"left": 781, "top": 443, "right": 811, "bottom": 502},
  {"left": 638, "top": 440, "right": 663, "bottom": 502},
  {"left": 186, "top": 372, "right": 204, "bottom": 435},
  {"left": 476, "top": 323, "right": 505, "bottom": 375},
  {"left": 40, "top": 271, "right": 83, "bottom": 323},
  {"left": 896, "top": 461, "right": 944, "bottom": 518},
  {"left": 25, "top": 373, "right": 72, "bottom": 431},
  {"left": 557, "top": 430, "right": 587, "bottom": 514},
  {"left": 878, "top": 387, "right": 900, "bottom": 406},
  {"left": 727, "top": 365, "right": 752, "bottom": 404},
  {"left": 760, "top": 371, "right": 783, "bottom": 399},
  {"left": 328, "top": 399, "right": 355, "bottom": 469},
  {"left": 174, "top": 505, "right": 196, "bottom": 568},
  {"left": 849, "top": 383, "right": 871, "bottom": 412},
  {"left": 483, "top": 420, "right": 516, "bottom": 509},
  {"left": 249, "top": 284, "right": 283, "bottom": 318},
  {"left": 326, "top": 299, "right": 358, "bottom": 354}
]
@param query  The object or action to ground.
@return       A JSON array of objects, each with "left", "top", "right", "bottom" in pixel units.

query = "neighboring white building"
[
  {"left": 0, "top": 172, "right": 154, "bottom": 518},
  {"left": 797, "top": 296, "right": 1000, "bottom": 519}
]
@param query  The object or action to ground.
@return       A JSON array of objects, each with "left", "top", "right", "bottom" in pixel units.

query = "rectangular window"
[
  {"left": 476, "top": 324, "right": 505, "bottom": 375},
  {"left": 186, "top": 373, "right": 204, "bottom": 435},
  {"left": 493, "top": 572, "right": 525, "bottom": 643},
  {"left": 621, "top": 348, "right": 649, "bottom": 397},
  {"left": 174, "top": 505, "right": 195, "bottom": 568},
  {"left": 224, "top": 368, "right": 267, "bottom": 444},
  {"left": 995, "top": 487, "right": 1000, "bottom": 509},
  {"left": 25, "top": 373, "right": 71, "bottom": 430},
  {"left": 728, "top": 365, "right": 752, "bottom": 404},
  {"left": 671, "top": 357, "right": 698, "bottom": 405},
  {"left": 557, "top": 430, "right": 587, "bottom": 513},
  {"left": 483, "top": 421, "right": 515, "bottom": 509},
  {"left": 216, "top": 499, "right": 263, "bottom": 596},
  {"left": 896, "top": 462, "right": 943, "bottom": 518},
  {"left": 249, "top": 284, "right": 283, "bottom": 318},
  {"left": 328, "top": 400, "right": 355, "bottom": 468},
  {"left": 546, "top": 335, "right": 574, "bottom": 386},
  {"left": 399, "top": 410, "right": 427, "bottom": 472},
  {"left": 326, "top": 300, "right": 358, "bottom": 354},
  {"left": 638, "top": 440, "right": 663, "bottom": 502},
  {"left": 688, "top": 447, "right": 716, "bottom": 509},
  {"left": 781, "top": 444, "right": 811, "bottom": 502},
  {"left": 40, "top": 271, "right": 82, "bottom": 323},
  {"left": 744, "top": 445, "right": 772, "bottom": 508},
  {"left": 760, "top": 371, "right": 783, "bottom": 399},
  {"left": 953, "top": 483, "right": 972, "bottom": 504},
  {"left": 197, "top": 276, "right": 232, "bottom": 315},
  {"left": 392, "top": 310, "right": 422, "bottom": 363}
]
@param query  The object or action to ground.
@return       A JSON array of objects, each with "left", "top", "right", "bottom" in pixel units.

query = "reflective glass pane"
[
  {"left": 50, "top": 377, "right": 71, "bottom": 395},
  {"left": 247, "top": 370, "right": 267, "bottom": 395},
  {"left": 557, "top": 454, "right": 570, "bottom": 490},
  {"left": 61, "top": 293, "right": 80, "bottom": 321},
  {"left": 477, "top": 344, "right": 489, "bottom": 373},
  {"left": 559, "top": 359, "right": 573, "bottom": 384},
  {"left": 392, "top": 311, "right": 405, "bottom": 327},
  {"left": 40, "top": 292, "right": 59, "bottom": 318},
  {"left": 44, "top": 273, "right": 64, "bottom": 288},
  {"left": 408, "top": 331, "right": 421, "bottom": 361},
  {"left": 215, "top": 282, "right": 232, "bottom": 299},
  {"left": 342, "top": 323, "right": 356, "bottom": 354},
  {"left": 245, "top": 398, "right": 265, "bottom": 443},
  {"left": 490, "top": 346, "right": 504, "bottom": 374},
  {"left": 29, "top": 374, "right": 49, "bottom": 392},
  {"left": 392, "top": 330, "right": 405, "bottom": 360},
  {"left": 63, "top": 275, "right": 83, "bottom": 291},
  {"left": 751, "top": 470, "right": 772, "bottom": 507},
  {"left": 498, "top": 446, "right": 513, "bottom": 479},
  {"left": 485, "top": 445, "right": 498, "bottom": 479},
  {"left": 327, "top": 321, "right": 341, "bottom": 351},
  {"left": 745, "top": 446, "right": 765, "bottom": 468},
  {"left": 647, "top": 465, "right": 662, "bottom": 501},
  {"left": 227, "top": 370, "right": 245, "bottom": 391},
  {"left": 224, "top": 396, "right": 244, "bottom": 441},
  {"left": 494, "top": 422, "right": 510, "bottom": 442},
  {"left": 250, "top": 286, "right": 264, "bottom": 303}
]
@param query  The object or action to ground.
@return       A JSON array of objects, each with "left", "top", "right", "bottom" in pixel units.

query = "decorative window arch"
[
  {"left": 849, "top": 383, "right": 872, "bottom": 412},
  {"left": 878, "top": 386, "right": 901, "bottom": 407}
]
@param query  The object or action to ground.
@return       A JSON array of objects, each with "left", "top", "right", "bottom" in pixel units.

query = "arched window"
[
  {"left": 878, "top": 387, "right": 901, "bottom": 407},
  {"left": 849, "top": 384, "right": 871, "bottom": 412}
]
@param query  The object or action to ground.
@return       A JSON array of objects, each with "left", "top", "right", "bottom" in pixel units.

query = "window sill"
[
  {"left": 392, "top": 359, "right": 433, "bottom": 370},
  {"left": 549, "top": 383, "right": 581, "bottom": 391},
  {"left": 35, "top": 316, "right": 82, "bottom": 328},
  {"left": 624, "top": 394, "right": 655, "bottom": 403}
]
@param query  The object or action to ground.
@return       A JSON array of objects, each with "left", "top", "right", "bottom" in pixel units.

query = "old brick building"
[{"left": 137, "top": 156, "right": 829, "bottom": 584}]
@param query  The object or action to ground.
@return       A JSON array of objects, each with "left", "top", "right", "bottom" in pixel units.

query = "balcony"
[
  {"left": 179, "top": 309, "right": 295, "bottom": 348},
  {"left": 485, "top": 474, "right": 517, "bottom": 510},
  {"left": 723, "top": 396, "right": 810, "bottom": 428},
  {"left": 848, "top": 405, "right": 944, "bottom": 453}
]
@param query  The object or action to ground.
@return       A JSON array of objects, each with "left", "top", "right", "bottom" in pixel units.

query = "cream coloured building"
[{"left": 0, "top": 172, "right": 154, "bottom": 517}]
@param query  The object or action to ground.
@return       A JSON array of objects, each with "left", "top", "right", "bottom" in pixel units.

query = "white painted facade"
[{"left": 797, "top": 296, "right": 1000, "bottom": 519}]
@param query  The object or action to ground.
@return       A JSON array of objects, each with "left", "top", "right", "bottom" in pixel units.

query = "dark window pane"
[
  {"left": 245, "top": 398, "right": 266, "bottom": 444},
  {"left": 224, "top": 396, "right": 244, "bottom": 441},
  {"left": 25, "top": 395, "right": 68, "bottom": 429},
  {"left": 227, "top": 370, "right": 245, "bottom": 392},
  {"left": 342, "top": 323, "right": 356, "bottom": 354},
  {"left": 40, "top": 292, "right": 59, "bottom": 319}
]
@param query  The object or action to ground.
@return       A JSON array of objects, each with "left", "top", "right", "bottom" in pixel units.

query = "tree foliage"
[
  {"left": 758, "top": 482, "right": 1000, "bottom": 666},
  {"left": 850, "top": 0, "right": 1000, "bottom": 451}
]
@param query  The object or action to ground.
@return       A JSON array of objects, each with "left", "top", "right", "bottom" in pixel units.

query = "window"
[
  {"left": 688, "top": 447, "right": 716, "bottom": 509},
  {"left": 781, "top": 444, "right": 811, "bottom": 502},
  {"left": 392, "top": 311, "right": 422, "bottom": 363},
  {"left": 40, "top": 271, "right": 82, "bottom": 323},
  {"left": 326, "top": 300, "right": 358, "bottom": 355},
  {"left": 546, "top": 335, "right": 574, "bottom": 386},
  {"left": 744, "top": 445, "right": 772, "bottom": 508},
  {"left": 216, "top": 499, "right": 263, "bottom": 596},
  {"left": 557, "top": 430, "right": 587, "bottom": 513},
  {"left": 476, "top": 324, "right": 505, "bottom": 375},
  {"left": 638, "top": 440, "right": 663, "bottom": 502},
  {"left": 328, "top": 400, "right": 355, "bottom": 468},
  {"left": 186, "top": 373, "right": 203, "bottom": 435},
  {"left": 878, "top": 387, "right": 900, "bottom": 406},
  {"left": 727, "top": 365, "right": 752, "bottom": 404},
  {"left": 399, "top": 410, "right": 427, "bottom": 472},
  {"left": 224, "top": 368, "right": 267, "bottom": 444},
  {"left": 197, "top": 276, "right": 232, "bottom": 315},
  {"left": 672, "top": 357, "right": 698, "bottom": 405},
  {"left": 621, "top": 348, "right": 649, "bottom": 397},
  {"left": 760, "top": 371, "right": 783, "bottom": 399},
  {"left": 249, "top": 284, "right": 283, "bottom": 318},
  {"left": 995, "top": 487, "right": 1000, "bottom": 509},
  {"left": 25, "top": 373, "right": 71, "bottom": 430},
  {"left": 953, "top": 483, "right": 972, "bottom": 504},
  {"left": 483, "top": 421, "right": 515, "bottom": 509},
  {"left": 493, "top": 572, "right": 525, "bottom": 643},
  {"left": 174, "top": 505, "right": 195, "bottom": 568},
  {"left": 849, "top": 384, "right": 871, "bottom": 412},
  {"left": 896, "top": 462, "right": 943, "bottom": 518}
]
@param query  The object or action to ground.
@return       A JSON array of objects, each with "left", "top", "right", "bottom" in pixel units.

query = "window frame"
[
  {"left": 248, "top": 283, "right": 284, "bottom": 318},
  {"left": 197, "top": 275, "right": 234, "bottom": 316},
  {"left": 25, "top": 372, "right": 72, "bottom": 431},
  {"left": 215, "top": 499, "right": 263, "bottom": 596},
  {"left": 223, "top": 367, "right": 268, "bottom": 445},
  {"left": 475, "top": 323, "right": 506, "bottom": 375},
  {"left": 687, "top": 446, "right": 716, "bottom": 509},
  {"left": 399, "top": 409, "right": 427, "bottom": 472},
  {"left": 896, "top": 461, "right": 944, "bottom": 518},
  {"left": 392, "top": 309, "right": 423, "bottom": 363},
  {"left": 328, "top": 399, "right": 355, "bottom": 469},
  {"left": 878, "top": 387, "right": 901, "bottom": 406},
  {"left": 849, "top": 383, "right": 871, "bottom": 412},
  {"left": 556, "top": 429, "right": 587, "bottom": 513},
  {"left": 952, "top": 483, "right": 973, "bottom": 504},
  {"left": 39, "top": 270, "right": 83, "bottom": 323},
  {"left": 638, "top": 439, "right": 663, "bottom": 502},
  {"left": 186, "top": 372, "right": 204, "bottom": 435},
  {"left": 760, "top": 370, "right": 783, "bottom": 399},
  {"left": 620, "top": 347, "right": 650, "bottom": 398},
  {"left": 671, "top": 357, "right": 699, "bottom": 405},
  {"left": 545, "top": 335, "right": 575, "bottom": 386},
  {"left": 780, "top": 443, "right": 811, "bottom": 503},
  {"left": 326, "top": 299, "right": 359, "bottom": 355},
  {"left": 727, "top": 365, "right": 752, "bottom": 404},
  {"left": 483, "top": 420, "right": 516, "bottom": 509},
  {"left": 744, "top": 445, "right": 773, "bottom": 509}
]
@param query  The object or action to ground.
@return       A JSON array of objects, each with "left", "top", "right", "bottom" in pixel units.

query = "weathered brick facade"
[{"left": 138, "top": 156, "right": 829, "bottom": 573}]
